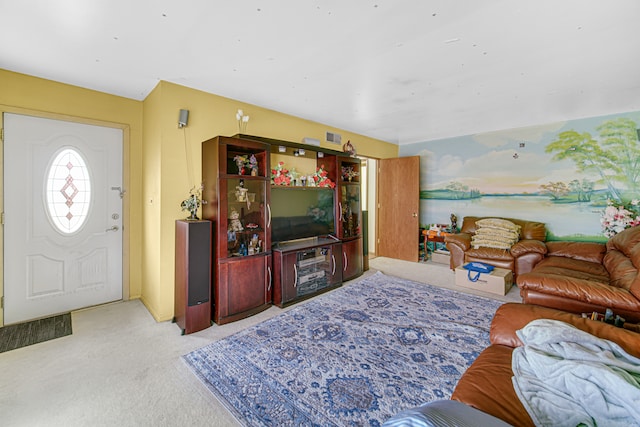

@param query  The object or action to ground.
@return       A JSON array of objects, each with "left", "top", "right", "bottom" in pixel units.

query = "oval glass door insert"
[{"left": 45, "top": 148, "right": 91, "bottom": 234}]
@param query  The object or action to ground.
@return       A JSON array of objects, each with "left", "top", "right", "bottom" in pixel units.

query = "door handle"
[
  {"left": 111, "top": 186, "right": 126, "bottom": 199},
  {"left": 106, "top": 225, "right": 119, "bottom": 232},
  {"left": 267, "top": 204, "right": 271, "bottom": 228}
]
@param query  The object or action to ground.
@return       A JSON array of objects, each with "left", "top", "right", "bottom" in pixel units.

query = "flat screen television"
[{"left": 270, "top": 187, "right": 335, "bottom": 243}]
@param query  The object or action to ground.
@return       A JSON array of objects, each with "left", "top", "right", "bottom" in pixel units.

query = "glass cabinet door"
[
  {"left": 339, "top": 183, "right": 361, "bottom": 239},
  {"left": 222, "top": 177, "right": 268, "bottom": 258}
]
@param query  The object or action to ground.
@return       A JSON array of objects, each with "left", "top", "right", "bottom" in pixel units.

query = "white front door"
[{"left": 3, "top": 113, "right": 123, "bottom": 325}]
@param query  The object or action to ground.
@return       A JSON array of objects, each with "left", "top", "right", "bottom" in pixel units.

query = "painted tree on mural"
[
  {"left": 445, "top": 181, "right": 469, "bottom": 199},
  {"left": 546, "top": 118, "right": 640, "bottom": 202},
  {"left": 569, "top": 179, "right": 595, "bottom": 202},
  {"left": 598, "top": 118, "right": 640, "bottom": 194},
  {"left": 539, "top": 181, "right": 569, "bottom": 200}
]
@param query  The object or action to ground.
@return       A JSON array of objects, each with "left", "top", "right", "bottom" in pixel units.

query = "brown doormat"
[{"left": 0, "top": 313, "right": 72, "bottom": 353}]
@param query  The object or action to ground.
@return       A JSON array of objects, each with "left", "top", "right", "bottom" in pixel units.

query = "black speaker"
[{"left": 187, "top": 221, "right": 210, "bottom": 306}]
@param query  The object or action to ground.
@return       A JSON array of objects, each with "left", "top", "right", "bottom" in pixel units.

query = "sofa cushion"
[
  {"left": 532, "top": 257, "right": 609, "bottom": 282},
  {"left": 546, "top": 241, "right": 606, "bottom": 264},
  {"left": 451, "top": 345, "right": 533, "bottom": 427},
  {"left": 465, "top": 246, "right": 515, "bottom": 262}
]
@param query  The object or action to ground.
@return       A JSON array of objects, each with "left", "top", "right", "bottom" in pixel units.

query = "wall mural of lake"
[{"left": 400, "top": 111, "right": 640, "bottom": 241}]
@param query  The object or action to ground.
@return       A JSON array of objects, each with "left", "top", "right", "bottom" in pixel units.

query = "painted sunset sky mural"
[{"left": 399, "top": 110, "right": 640, "bottom": 240}]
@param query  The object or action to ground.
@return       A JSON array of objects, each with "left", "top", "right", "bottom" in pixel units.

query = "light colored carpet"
[
  {"left": 369, "top": 257, "right": 522, "bottom": 303},
  {"left": 0, "top": 259, "right": 518, "bottom": 426}
]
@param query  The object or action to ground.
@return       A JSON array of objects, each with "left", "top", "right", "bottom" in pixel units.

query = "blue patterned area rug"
[{"left": 183, "top": 271, "right": 503, "bottom": 426}]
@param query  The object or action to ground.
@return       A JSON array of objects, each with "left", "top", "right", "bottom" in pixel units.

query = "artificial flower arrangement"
[
  {"left": 313, "top": 164, "right": 335, "bottom": 188},
  {"left": 236, "top": 109, "right": 249, "bottom": 133},
  {"left": 181, "top": 184, "right": 206, "bottom": 220},
  {"left": 271, "top": 161, "right": 292, "bottom": 186},
  {"left": 601, "top": 199, "right": 640, "bottom": 237},
  {"left": 341, "top": 165, "right": 359, "bottom": 181}
]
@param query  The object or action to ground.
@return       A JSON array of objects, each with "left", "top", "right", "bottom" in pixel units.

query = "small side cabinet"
[{"left": 174, "top": 220, "right": 212, "bottom": 334}]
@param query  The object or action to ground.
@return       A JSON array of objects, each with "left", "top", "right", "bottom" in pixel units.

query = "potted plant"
[{"left": 180, "top": 185, "right": 205, "bottom": 220}]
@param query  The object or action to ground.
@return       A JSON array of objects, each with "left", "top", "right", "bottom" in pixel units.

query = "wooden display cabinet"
[
  {"left": 202, "top": 136, "right": 272, "bottom": 325},
  {"left": 273, "top": 238, "right": 342, "bottom": 307}
]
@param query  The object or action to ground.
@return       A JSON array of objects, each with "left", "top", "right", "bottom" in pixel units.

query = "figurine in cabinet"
[{"left": 229, "top": 209, "right": 244, "bottom": 232}]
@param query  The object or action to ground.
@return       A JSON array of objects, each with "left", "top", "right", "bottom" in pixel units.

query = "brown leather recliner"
[
  {"left": 517, "top": 224, "right": 640, "bottom": 323},
  {"left": 444, "top": 216, "right": 547, "bottom": 278},
  {"left": 451, "top": 303, "right": 640, "bottom": 426}
]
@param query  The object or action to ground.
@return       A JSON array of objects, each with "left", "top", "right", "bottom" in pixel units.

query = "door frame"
[{"left": 0, "top": 107, "right": 131, "bottom": 326}]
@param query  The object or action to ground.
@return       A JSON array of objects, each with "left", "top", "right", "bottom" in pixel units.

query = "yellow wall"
[
  {"left": 0, "top": 69, "right": 397, "bottom": 323},
  {"left": 142, "top": 81, "right": 397, "bottom": 321}
]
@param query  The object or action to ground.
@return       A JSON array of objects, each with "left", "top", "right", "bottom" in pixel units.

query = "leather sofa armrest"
[
  {"left": 445, "top": 233, "right": 472, "bottom": 269},
  {"left": 545, "top": 241, "right": 606, "bottom": 263},
  {"left": 510, "top": 239, "right": 547, "bottom": 257},
  {"left": 490, "top": 302, "right": 640, "bottom": 357},
  {"left": 444, "top": 233, "right": 471, "bottom": 251}
]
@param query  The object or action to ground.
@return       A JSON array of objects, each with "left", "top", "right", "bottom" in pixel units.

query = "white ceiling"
[{"left": 2, "top": 1, "right": 640, "bottom": 145}]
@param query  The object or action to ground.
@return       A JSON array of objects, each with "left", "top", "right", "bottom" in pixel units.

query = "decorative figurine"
[
  {"left": 343, "top": 140, "right": 356, "bottom": 157},
  {"left": 229, "top": 209, "right": 244, "bottom": 232},
  {"left": 180, "top": 184, "right": 204, "bottom": 220},
  {"left": 235, "top": 185, "right": 249, "bottom": 202},
  {"left": 451, "top": 213, "right": 458, "bottom": 233}
]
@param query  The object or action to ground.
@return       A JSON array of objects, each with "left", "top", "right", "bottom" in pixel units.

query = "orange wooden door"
[{"left": 377, "top": 156, "right": 420, "bottom": 262}]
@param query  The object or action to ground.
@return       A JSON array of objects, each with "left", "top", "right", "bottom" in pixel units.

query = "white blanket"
[{"left": 512, "top": 319, "right": 640, "bottom": 427}]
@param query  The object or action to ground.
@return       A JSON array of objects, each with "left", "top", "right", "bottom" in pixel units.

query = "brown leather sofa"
[
  {"left": 444, "top": 216, "right": 547, "bottom": 278},
  {"left": 451, "top": 303, "right": 640, "bottom": 426},
  {"left": 517, "top": 224, "right": 640, "bottom": 323}
]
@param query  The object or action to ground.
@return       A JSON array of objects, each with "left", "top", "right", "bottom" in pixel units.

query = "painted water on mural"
[
  {"left": 424, "top": 196, "right": 601, "bottom": 238},
  {"left": 401, "top": 110, "right": 640, "bottom": 240}
]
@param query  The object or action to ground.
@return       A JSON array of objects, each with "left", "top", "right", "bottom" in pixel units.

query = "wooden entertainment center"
[{"left": 199, "top": 135, "right": 364, "bottom": 324}]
